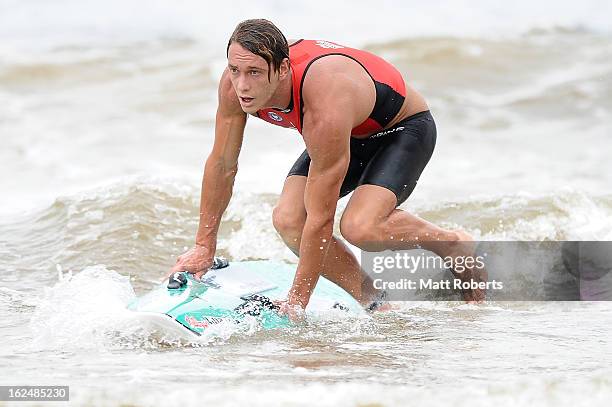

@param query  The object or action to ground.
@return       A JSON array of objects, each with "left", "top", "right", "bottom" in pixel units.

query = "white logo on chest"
[
  {"left": 268, "top": 112, "right": 283, "bottom": 122},
  {"left": 315, "top": 40, "right": 344, "bottom": 49}
]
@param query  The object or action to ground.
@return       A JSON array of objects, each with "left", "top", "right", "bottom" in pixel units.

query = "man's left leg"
[
  {"left": 337, "top": 110, "right": 485, "bottom": 302},
  {"left": 340, "top": 184, "right": 485, "bottom": 302}
]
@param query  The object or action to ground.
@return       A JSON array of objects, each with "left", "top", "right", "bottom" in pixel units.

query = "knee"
[
  {"left": 340, "top": 213, "right": 380, "bottom": 250},
  {"left": 272, "top": 204, "right": 305, "bottom": 238}
]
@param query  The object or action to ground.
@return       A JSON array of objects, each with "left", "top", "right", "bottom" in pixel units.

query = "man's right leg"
[{"left": 272, "top": 175, "right": 380, "bottom": 305}]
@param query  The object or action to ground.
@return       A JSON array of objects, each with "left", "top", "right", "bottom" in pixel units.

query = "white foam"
[
  {"left": 62, "top": 372, "right": 612, "bottom": 407},
  {"left": 28, "top": 265, "right": 137, "bottom": 351}
]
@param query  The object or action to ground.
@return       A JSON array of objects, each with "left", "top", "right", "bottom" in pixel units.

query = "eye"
[
  {"left": 229, "top": 67, "right": 238, "bottom": 74},
  {"left": 249, "top": 70, "right": 260, "bottom": 76}
]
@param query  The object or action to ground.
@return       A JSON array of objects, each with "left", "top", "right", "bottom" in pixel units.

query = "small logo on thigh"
[{"left": 370, "top": 126, "right": 405, "bottom": 138}]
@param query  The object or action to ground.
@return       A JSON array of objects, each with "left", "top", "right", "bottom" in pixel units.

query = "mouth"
[{"left": 240, "top": 96, "right": 254, "bottom": 105}]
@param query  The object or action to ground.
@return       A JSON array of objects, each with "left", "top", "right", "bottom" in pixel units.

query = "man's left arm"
[
  {"left": 286, "top": 116, "right": 351, "bottom": 309},
  {"left": 286, "top": 78, "right": 358, "bottom": 310}
]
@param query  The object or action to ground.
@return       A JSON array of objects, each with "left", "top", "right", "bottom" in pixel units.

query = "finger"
[
  {"left": 289, "top": 309, "right": 305, "bottom": 323},
  {"left": 161, "top": 270, "right": 175, "bottom": 283},
  {"left": 171, "top": 261, "right": 186, "bottom": 273},
  {"left": 193, "top": 270, "right": 206, "bottom": 282},
  {"left": 278, "top": 304, "right": 290, "bottom": 316},
  {"left": 162, "top": 263, "right": 185, "bottom": 282}
]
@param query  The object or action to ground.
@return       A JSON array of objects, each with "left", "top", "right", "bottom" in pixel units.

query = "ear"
[{"left": 278, "top": 58, "right": 290, "bottom": 79}]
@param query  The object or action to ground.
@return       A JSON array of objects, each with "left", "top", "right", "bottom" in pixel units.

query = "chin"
[{"left": 242, "top": 106, "right": 258, "bottom": 114}]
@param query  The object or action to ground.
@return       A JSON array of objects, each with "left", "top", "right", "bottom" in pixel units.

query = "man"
[{"left": 167, "top": 19, "right": 483, "bottom": 319}]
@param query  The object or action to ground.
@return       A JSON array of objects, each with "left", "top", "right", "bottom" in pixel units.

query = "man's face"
[{"left": 227, "top": 43, "right": 282, "bottom": 114}]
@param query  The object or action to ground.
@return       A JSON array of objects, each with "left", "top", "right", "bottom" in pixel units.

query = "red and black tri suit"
[{"left": 255, "top": 39, "right": 437, "bottom": 206}]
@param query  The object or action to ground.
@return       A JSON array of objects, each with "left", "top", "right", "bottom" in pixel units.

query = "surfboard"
[{"left": 127, "top": 258, "right": 362, "bottom": 338}]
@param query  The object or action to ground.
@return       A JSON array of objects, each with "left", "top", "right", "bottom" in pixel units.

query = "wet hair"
[{"left": 227, "top": 19, "right": 289, "bottom": 81}]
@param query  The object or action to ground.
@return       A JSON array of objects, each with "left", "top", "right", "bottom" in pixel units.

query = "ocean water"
[{"left": 1, "top": 1, "right": 612, "bottom": 406}]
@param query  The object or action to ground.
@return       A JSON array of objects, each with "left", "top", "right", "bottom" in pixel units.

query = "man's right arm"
[
  {"left": 168, "top": 69, "right": 246, "bottom": 279},
  {"left": 196, "top": 69, "right": 247, "bottom": 248}
]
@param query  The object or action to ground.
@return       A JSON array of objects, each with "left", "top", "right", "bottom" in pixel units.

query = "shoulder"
[
  {"left": 301, "top": 55, "right": 372, "bottom": 124},
  {"left": 303, "top": 57, "right": 360, "bottom": 101},
  {"left": 217, "top": 68, "right": 245, "bottom": 116}
]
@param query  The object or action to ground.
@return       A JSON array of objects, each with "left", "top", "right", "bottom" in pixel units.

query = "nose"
[{"left": 236, "top": 74, "right": 250, "bottom": 93}]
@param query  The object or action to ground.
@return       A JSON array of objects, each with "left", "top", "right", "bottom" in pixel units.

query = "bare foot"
[
  {"left": 447, "top": 230, "right": 487, "bottom": 303},
  {"left": 370, "top": 302, "right": 395, "bottom": 312}
]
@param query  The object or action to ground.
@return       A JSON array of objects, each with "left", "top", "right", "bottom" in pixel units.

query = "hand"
[
  {"left": 273, "top": 298, "right": 306, "bottom": 323},
  {"left": 163, "top": 244, "right": 214, "bottom": 282}
]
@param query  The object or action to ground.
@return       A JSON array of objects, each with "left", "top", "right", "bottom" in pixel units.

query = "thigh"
[
  {"left": 287, "top": 147, "right": 373, "bottom": 199},
  {"left": 276, "top": 175, "right": 308, "bottom": 221},
  {"left": 359, "top": 111, "right": 437, "bottom": 206},
  {"left": 342, "top": 183, "right": 398, "bottom": 228}
]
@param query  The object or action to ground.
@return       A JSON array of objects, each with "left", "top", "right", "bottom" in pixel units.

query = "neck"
[{"left": 266, "top": 68, "right": 293, "bottom": 110}]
